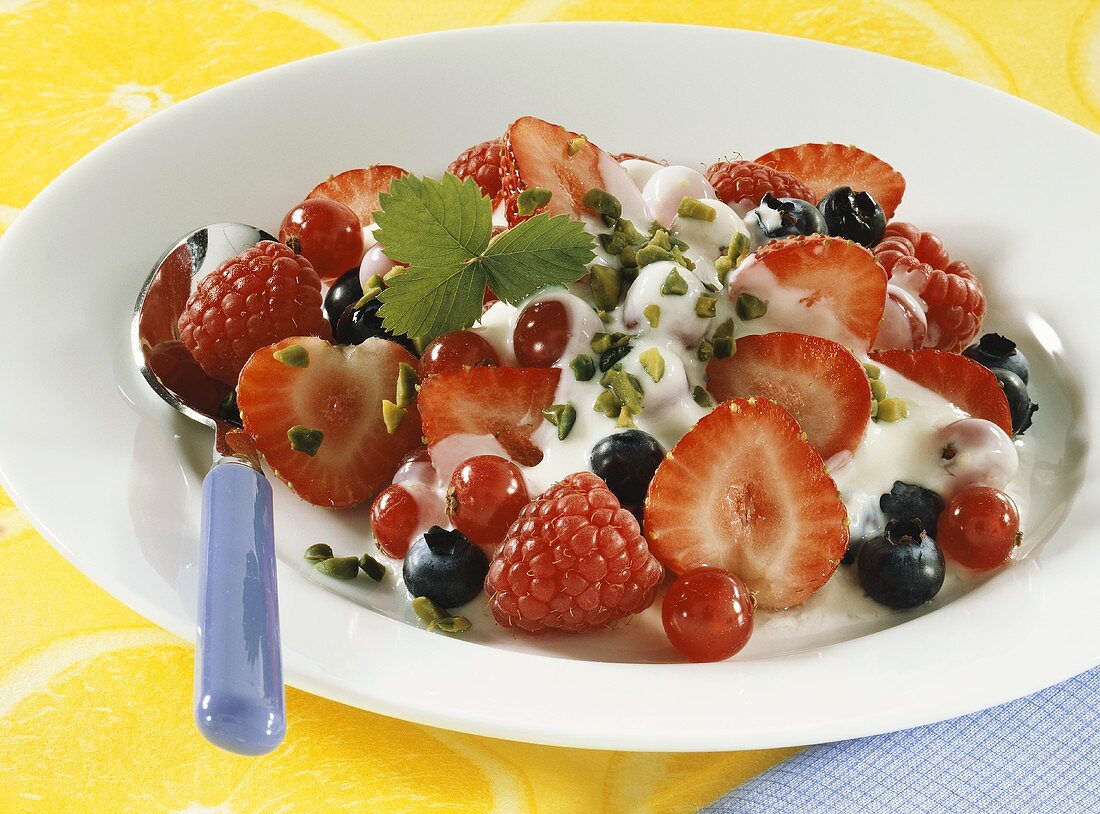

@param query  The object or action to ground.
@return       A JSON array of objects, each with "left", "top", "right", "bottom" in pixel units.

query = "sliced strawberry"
[
  {"left": 729, "top": 235, "right": 887, "bottom": 354},
  {"left": 237, "top": 336, "right": 422, "bottom": 508},
  {"left": 869, "top": 349, "right": 1013, "bottom": 435},
  {"left": 306, "top": 165, "right": 408, "bottom": 226},
  {"left": 613, "top": 151, "right": 666, "bottom": 164},
  {"left": 500, "top": 116, "right": 640, "bottom": 226},
  {"left": 417, "top": 366, "right": 561, "bottom": 467},
  {"left": 707, "top": 332, "right": 872, "bottom": 460},
  {"left": 754, "top": 143, "right": 905, "bottom": 219},
  {"left": 644, "top": 397, "right": 849, "bottom": 610}
]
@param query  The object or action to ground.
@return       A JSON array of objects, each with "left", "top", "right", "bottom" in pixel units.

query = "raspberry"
[
  {"left": 704, "top": 160, "right": 814, "bottom": 211},
  {"left": 447, "top": 139, "right": 504, "bottom": 202},
  {"left": 485, "top": 472, "right": 663, "bottom": 633},
  {"left": 873, "top": 222, "right": 985, "bottom": 353},
  {"left": 178, "top": 241, "right": 330, "bottom": 384}
]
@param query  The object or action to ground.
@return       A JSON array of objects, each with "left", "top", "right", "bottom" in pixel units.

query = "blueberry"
[
  {"left": 879, "top": 481, "right": 945, "bottom": 538},
  {"left": 994, "top": 368, "right": 1038, "bottom": 435},
  {"left": 857, "top": 518, "right": 945, "bottom": 609},
  {"left": 818, "top": 186, "right": 886, "bottom": 248},
  {"left": 324, "top": 267, "right": 363, "bottom": 329},
  {"left": 403, "top": 526, "right": 489, "bottom": 608},
  {"left": 962, "top": 333, "right": 1030, "bottom": 385},
  {"left": 588, "top": 430, "right": 665, "bottom": 506},
  {"left": 334, "top": 297, "right": 419, "bottom": 354},
  {"left": 747, "top": 194, "right": 828, "bottom": 242}
]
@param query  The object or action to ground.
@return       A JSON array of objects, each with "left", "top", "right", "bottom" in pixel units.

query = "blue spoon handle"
[{"left": 194, "top": 457, "right": 285, "bottom": 755}]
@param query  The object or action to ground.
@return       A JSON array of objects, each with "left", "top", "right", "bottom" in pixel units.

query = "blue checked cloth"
[{"left": 704, "top": 665, "right": 1100, "bottom": 813}]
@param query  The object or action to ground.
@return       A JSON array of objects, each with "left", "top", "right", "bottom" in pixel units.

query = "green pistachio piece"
[
  {"left": 599, "top": 344, "right": 633, "bottom": 372},
  {"left": 517, "top": 186, "right": 552, "bottom": 216},
  {"left": 863, "top": 362, "right": 882, "bottom": 380},
  {"left": 363, "top": 273, "right": 386, "bottom": 292},
  {"left": 303, "top": 543, "right": 333, "bottom": 563},
  {"left": 695, "top": 294, "right": 718, "bottom": 318},
  {"left": 727, "top": 232, "right": 751, "bottom": 266},
  {"left": 735, "top": 293, "right": 768, "bottom": 321},
  {"left": 396, "top": 362, "right": 418, "bottom": 409},
  {"left": 598, "top": 231, "right": 627, "bottom": 255},
  {"left": 692, "top": 386, "right": 714, "bottom": 408},
  {"left": 713, "top": 318, "right": 736, "bottom": 340},
  {"left": 615, "top": 406, "right": 637, "bottom": 428},
  {"left": 382, "top": 266, "right": 405, "bottom": 283},
  {"left": 635, "top": 244, "right": 674, "bottom": 267},
  {"left": 273, "top": 343, "right": 310, "bottom": 368},
  {"left": 619, "top": 245, "right": 638, "bottom": 269},
  {"left": 412, "top": 596, "right": 448, "bottom": 624},
  {"left": 315, "top": 556, "right": 360, "bottom": 580},
  {"left": 567, "top": 135, "right": 588, "bottom": 156},
  {"left": 353, "top": 286, "right": 383, "bottom": 308},
  {"left": 639, "top": 348, "right": 665, "bottom": 383},
  {"left": 358, "top": 554, "right": 385, "bottom": 582},
  {"left": 618, "top": 218, "right": 644, "bottom": 244},
  {"left": 381, "top": 400, "right": 407, "bottom": 435},
  {"left": 870, "top": 378, "right": 889, "bottom": 403},
  {"left": 543, "top": 403, "right": 577, "bottom": 440},
  {"left": 677, "top": 196, "right": 718, "bottom": 222},
  {"left": 590, "top": 264, "right": 622, "bottom": 311},
  {"left": 876, "top": 397, "right": 909, "bottom": 423},
  {"left": 590, "top": 332, "right": 631, "bottom": 355},
  {"left": 570, "top": 354, "right": 596, "bottom": 381},
  {"left": 714, "top": 255, "right": 734, "bottom": 280},
  {"left": 697, "top": 340, "right": 714, "bottom": 362},
  {"left": 661, "top": 268, "right": 689, "bottom": 296},
  {"left": 671, "top": 246, "right": 696, "bottom": 271},
  {"left": 712, "top": 335, "right": 736, "bottom": 359},
  {"left": 643, "top": 304, "right": 661, "bottom": 328},
  {"left": 411, "top": 335, "right": 430, "bottom": 355},
  {"left": 428, "top": 616, "right": 472, "bottom": 634},
  {"left": 288, "top": 425, "right": 323, "bottom": 456},
  {"left": 582, "top": 188, "right": 622, "bottom": 221},
  {"left": 600, "top": 368, "right": 644, "bottom": 414},
  {"left": 667, "top": 232, "right": 690, "bottom": 251},
  {"left": 593, "top": 389, "right": 623, "bottom": 418},
  {"left": 650, "top": 229, "right": 673, "bottom": 251}
]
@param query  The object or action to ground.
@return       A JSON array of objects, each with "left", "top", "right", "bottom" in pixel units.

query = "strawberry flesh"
[{"left": 307, "top": 165, "right": 408, "bottom": 226}]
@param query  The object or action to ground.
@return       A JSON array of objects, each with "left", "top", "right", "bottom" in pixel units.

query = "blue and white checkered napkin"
[{"left": 704, "top": 665, "right": 1100, "bottom": 813}]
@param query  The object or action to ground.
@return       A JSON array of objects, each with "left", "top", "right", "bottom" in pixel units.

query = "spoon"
[{"left": 132, "top": 223, "right": 286, "bottom": 755}]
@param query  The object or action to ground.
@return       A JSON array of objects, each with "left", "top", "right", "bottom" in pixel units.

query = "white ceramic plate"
[{"left": 1, "top": 23, "right": 1098, "bottom": 751}]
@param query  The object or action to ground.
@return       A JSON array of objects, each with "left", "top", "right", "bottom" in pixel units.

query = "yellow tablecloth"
[{"left": 0, "top": 2, "right": 1096, "bottom": 811}]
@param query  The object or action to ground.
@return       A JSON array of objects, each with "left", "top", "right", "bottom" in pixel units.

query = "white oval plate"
[{"left": 1, "top": 23, "right": 1098, "bottom": 751}]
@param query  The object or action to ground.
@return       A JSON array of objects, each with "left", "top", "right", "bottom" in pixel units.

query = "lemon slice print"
[{"left": 1070, "top": 0, "right": 1100, "bottom": 124}]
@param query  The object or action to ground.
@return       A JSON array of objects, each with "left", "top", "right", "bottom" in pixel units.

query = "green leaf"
[
  {"left": 374, "top": 174, "right": 493, "bottom": 267},
  {"left": 480, "top": 213, "right": 595, "bottom": 305},
  {"left": 377, "top": 261, "right": 488, "bottom": 339}
]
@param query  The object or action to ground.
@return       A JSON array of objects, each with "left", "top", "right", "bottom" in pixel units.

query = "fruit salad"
[{"left": 172, "top": 115, "right": 1039, "bottom": 662}]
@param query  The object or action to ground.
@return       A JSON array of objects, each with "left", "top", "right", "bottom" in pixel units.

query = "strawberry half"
[
  {"left": 417, "top": 366, "right": 561, "bottom": 467},
  {"left": 870, "top": 349, "right": 1013, "bottom": 435},
  {"left": 707, "top": 332, "right": 873, "bottom": 460},
  {"left": 729, "top": 235, "right": 887, "bottom": 355},
  {"left": 500, "top": 116, "right": 639, "bottom": 226},
  {"left": 306, "top": 165, "right": 408, "bottom": 226},
  {"left": 644, "top": 397, "right": 849, "bottom": 610},
  {"left": 754, "top": 143, "right": 905, "bottom": 219},
  {"left": 237, "top": 336, "right": 422, "bottom": 508}
]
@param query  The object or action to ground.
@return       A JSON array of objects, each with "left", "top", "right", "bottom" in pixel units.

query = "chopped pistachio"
[
  {"left": 396, "top": 362, "right": 418, "bottom": 409},
  {"left": 713, "top": 317, "right": 736, "bottom": 340},
  {"left": 593, "top": 389, "right": 623, "bottom": 418},
  {"left": 598, "top": 231, "right": 627, "bottom": 255},
  {"left": 590, "top": 332, "right": 631, "bottom": 355},
  {"left": 570, "top": 354, "right": 596, "bottom": 381},
  {"left": 599, "top": 344, "right": 633, "bottom": 372},
  {"left": 661, "top": 268, "right": 689, "bottom": 296},
  {"left": 590, "top": 264, "right": 622, "bottom": 311},
  {"left": 273, "top": 343, "right": 309, "bottom": 368},
  {"left": 517, "top": 186, "right": 552, "bottom": 216},
  {"left": 363, "top": 273, "right": 386, "bottom": 292},
  {"left": 677, "top": 196, "right": 718, "bottom": 221},
  {"left": 650, "top": 229, "right": 673, "bottom": 251},
  {"left": 863, "top": 362, "right": 882, "bottom": 380},
  {"left": 619, "top": 245, "right": 638, "bottom": 269},
  {"left": 714, "top": 254, "right": 734, "bottom": 281},
  {"left": 735, "top": 292, "right": 768, "bottom": 320},
  {"left": 692, "top": 386, "right": 714, "bottom": 408},
  {"left": 582, "top": 188, "right": 622, "bottom": 220},
  {"left": 315, "top": 556, "right": 360, "bottom": 580},
  {"left": 354, "top": 286, "right": 382, "bottom": 308},
  {"left": 870, "top": 378, "right": 888, "bottom": 403},
  {"left": 712, "top": 335, "right": 736, "bottom": 359},
  {"left": 615, "top": 406, "right": 637, "bottom": 428},
  {"left": 303, "top": 543, "right": 333, "bottom": 563},
  {"left": 382, "top": 266, "right": 405, "bottom": 283},
  {"left": 617, "top": 218, "right": 644, "bottom": 244},
  {"left": 667, "top": 232, "right": 690, "bottom": 251},
  {"left": 635, "top": 243, "right": 674, "bottom": 267},
  {"left": 643, "top": 304, "right": 661, "bottom": 328},
  {"left": 727, "top": 232, "right": 751, "bottom": 266},
  {"left": 695, "top": 294, "right": 718, "bottom": 318},
  {"left": 600, "top": 368, "right": 644, "bottom": 414},
  {"left": 876, "top": 397, "right": 909, "bottom": 423},
  {"left": 597, "top": 310, "right": 613, "bottom": 324},
  {"left": 639, "top": 348, "right": 665, "bottom": 383},
  {"left": 287, "top": 425, "right": 323, "bottom": 456},
  {"left": 542, "top": 403, "right": 578, "bottom": 440},
  {"left": 567, "top": 135, "right": 588, "bottom": 156},
  {"left": 381, "top": 400, "right": 407, "bottom": 434},
  {"left": 670, "top": 246, "right": 696, "bottom": 271},
  {"left": 412, "top": 596, "right": 448, "bottom": 624},
  {"left": 411, "top": 335, "right": 430, "bottom": 355},
  {"left": 428, "top": 616, "right": 472, "bottom": 634},
  {"left": 697, "top": 340, "right": 714, "bottom": 362},
  {"left": 358, "top": 553, "right": 385, "bottom": 582}
]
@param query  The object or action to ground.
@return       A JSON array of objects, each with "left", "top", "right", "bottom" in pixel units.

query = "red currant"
[
  {"left": 513, "top": 300, "right": 570, "bottom": 368},
  {"left": 662, "top": 568, "right": 754, "bottom": 662},
  {"left": 937, "top": 486, "right": 1020, "bottom": 570},
  {"left": 370, "top": 484, "right": 420, "bottom": 558},
  {"left": 418, "top": 331, "right": 500, "bottom": 378},
  {"left": 446, "top": 455, "right": 529, "bottom": 549},
  {"left": 279, "top": 198, "right": 364, "bottom": 284}
]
